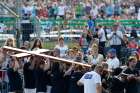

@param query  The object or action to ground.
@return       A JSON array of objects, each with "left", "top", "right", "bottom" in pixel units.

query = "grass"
[{"left": 43, "top": 40, "right": 79, "bottom": 49}]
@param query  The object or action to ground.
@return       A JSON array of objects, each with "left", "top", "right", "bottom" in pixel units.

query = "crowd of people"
[
  {"left": 1, "top": 0, "right": 140, "bottom": 20},
  {"left": 0, "top": 0, "right": 139, "bottom": 93},
  {"left": 0, "top": 25, "right": 139, "bottom": 93}
]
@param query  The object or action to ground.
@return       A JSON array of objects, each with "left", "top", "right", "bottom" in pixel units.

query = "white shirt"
[
  {"left": 23, "top": 6, "right": 34, "bottom": 16},
  {"left": 138, "top": 8, "right": 140, "bottom": 20},
  {"left": 58, "top": 5, "right": 66, "bottom": 16},
  {"left": 90, "top": 6, "right": 99, "bottom": 17},
  {"left": 55, "top": 44, "right": 68, "bottom": 57},
  {"left": 107, "top": 30, "right": 123, "bottom": 45},
  {"left": 88, "top": 54, "right": 104, "bottom": 65},
  {"left": 98, "top": 28, "right": 106, "bottom": 42},
  {"left": 79, "top": 71, "right": 101, "bottom": 93},
  {"left": 106, "top": 57, "right": 120, "bottom": 70}
]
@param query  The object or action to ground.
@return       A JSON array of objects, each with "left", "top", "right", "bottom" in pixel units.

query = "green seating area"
[
  {"left": 39, "top": 19, "right": 140, "bottom": 28},
  {"left": 0, "top": 17, "right": 140, "bottom": 32}
]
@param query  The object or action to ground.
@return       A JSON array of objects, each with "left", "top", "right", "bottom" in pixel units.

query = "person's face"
[
  {"left": 113, "top": 25, "right": 118, "bottom": 31},
  {"left": 98, "top": 68, "right": 103, "bottom": 75},
  {"left": 91, "top": 49, "right": 98, "bottom": 55},
  {"left": 36, "top": 40, "right": 41, "bottom": 46},
  {"left": 129, "top": 59, "right": 137, "bottom": 68},
  {"left": 107, "top": 52, "right": 112, "bottom": 58},
  {"left": 8, "top": 40, "right": 13, "bottom": 46},
  {"left": 59, "top": 39, "right": 64, "bottom": 44},
  {"left": 53, "top": 49, "right": 60, "bottom": 57},
  {"left": 24, "top": 42, "right": 30, "bottom": 49},
  {"left": 69, "top": 51, "right": 74, "bottom": 56}
]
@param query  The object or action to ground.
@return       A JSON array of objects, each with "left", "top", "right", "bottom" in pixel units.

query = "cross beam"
[{"left": 3, "top": 46, "right": 91, "bottom": 67}]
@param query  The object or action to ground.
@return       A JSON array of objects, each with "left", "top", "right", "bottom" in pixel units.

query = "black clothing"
[
  {"left": 68, "top": 71, "right": 83, "bottom": 93},
  {"left": 123, "top": 68, "right": 139, "bottom": 93},
  {"left": 135, "top": 61, "right": 140, "bottom": 71},
  {"left": 51, "top": 63, "right": 65, "bottom": 93},
  {"left": 35, "top": 68, "right": 48, "bottom": 92},
  {"left": 110, "top": 76, "right": 125, "bottom": 93},
  {"left": 7, "top": 68, "right": 22, "bottom": 92},
  {"left": 23, "top": 62, "right": 36, "bottom": 89}
]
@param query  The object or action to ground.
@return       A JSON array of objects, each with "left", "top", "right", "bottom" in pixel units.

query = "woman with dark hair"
[{"left": 31, "top": 38, "right": 43, "bottom": 51}]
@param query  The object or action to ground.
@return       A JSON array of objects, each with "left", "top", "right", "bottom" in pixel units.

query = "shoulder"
[
  {"left": 98, "top": 54, "right": 104, "bottom": 58},
  {"left": 114, "top": 57, "right": 120, "bottom": 62}
]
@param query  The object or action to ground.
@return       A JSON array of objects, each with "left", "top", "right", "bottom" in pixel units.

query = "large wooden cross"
[{"left": 3, "top": 46, "right": 91, "bottom": 67}]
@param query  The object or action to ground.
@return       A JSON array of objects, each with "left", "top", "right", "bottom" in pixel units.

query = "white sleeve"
[
  {"left": 113, "top": 59, "right": 120, "bottom": 69},
  {"left": 107, "top": 32, "right": 113, "bottom": 39},
  {"left": 120, "top": 32, "right": 123, "bottom": 39},
  {"left": 94, "top": 74, "right": 101, "bottom": 84}
]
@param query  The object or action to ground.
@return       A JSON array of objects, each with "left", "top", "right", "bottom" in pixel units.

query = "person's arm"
[
  {"left": 96, "top": 83, "right": 102, "bottom": 93},
  {"left": 107, "top": 32, "right": 114, "bottom": 40},
  {"left": 77, "top": 73, "right": 85, "bottom": 86},
  {"left": 44, "top": 58, "right": 50, "bottom": 71},
  {"left": 95, "top": 74, "right": 102, "bottom": 93},
  {"left": 28, "top": 56, "right": 36, "bottom": 70},
  {"left": 98, "top": 30, "right": 103, "bottom": 39},
  {"left": 116, "top": 31, "right": 123, "bottom": 40},
  {"left": 64, "top": 64, "right": 74, "bottom": 76},
  {"left": 88, "top": 55, "right": 93, "bottom": 64}
]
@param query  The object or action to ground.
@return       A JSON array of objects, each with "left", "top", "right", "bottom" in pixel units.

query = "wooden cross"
[{"left": 3, "top": 46, "right": 91, "bottom": 67}]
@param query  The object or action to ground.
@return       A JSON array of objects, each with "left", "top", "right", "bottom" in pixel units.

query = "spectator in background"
[
  {"left": 106, "top": 48, "right": 120, "bottom": 70},
  {"left": 52, "top": 4, "right": 58, "bottom": 19},
  {"left": 57, "top": 2, "right": 66, "bottom": 19},
  {"left": 130, "top": 27, "right": 138, "bottom": 39},
  {"left": 123, "top": 57, "right": 139, "bottom": 93},
  {"left": 107, "top": 23, "right": 123, "bottom": 58},
  {"left": 87, "top": 16, "right": 95, "bottom": 33},
  {"left": 88, "top": 44, "right": 104, "bottom": 65},
  {"left": 4, "top": 38, "right": 15, "bottom": 47},
  {"left": 79, "top": 33, "right": 89, "bottom": 55},
  {"left": 90, "top": 5, "right": 99, "bottom": 18},
  {"left": 31, "top": 38, "right": 43, "bottom": 51},
  {"left": 137, "top": 8, "right": 140, "bottom": 20},
  {"left": 55, "top": 37, "right": 68, "bottom": 58},
  {"left": 75, "top": 2, "right": 84, "bottom": 18},
  {"left": 114, "top": 2, "right": 122, "bottom": 16},
  {"left": 110, "top": 67, "right": 125, "bottom": 93},
  {"left": 122, "top": 34, "right": 129, "bottom": 48},
  {"left": 22, "top": 1, "right": 36, "bottom": 17},
  {"left": 0, "top": 21, "right": 7, "bottom": 33},
  {"left": 37, "top": 3, "right": 48, "bottom": 19},
  {"left": 84, "top": 1, "right": 92, "bottom": 16},
  {"left": 128, "top": 37, "right": 138, "bottom": 49},
  {"left": 23, "top": 41, "right": 30, "bottom": 51},
  {"left": 105, "top": 3, "right": 114, "bottom": 17},
  {"left": 98, "top": 25, "right": 106, "bottom": 55}
]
